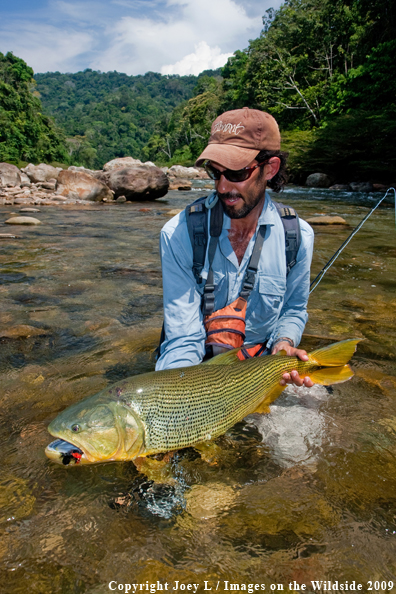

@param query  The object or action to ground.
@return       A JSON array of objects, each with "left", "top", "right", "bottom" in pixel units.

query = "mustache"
[{"left": 218, "top": 191, "right": 243, "bottom": 201}]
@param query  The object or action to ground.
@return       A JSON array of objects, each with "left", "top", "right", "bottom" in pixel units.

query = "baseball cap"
[{"left": 195, "top": 107, "right": 281, "bottom": 170}]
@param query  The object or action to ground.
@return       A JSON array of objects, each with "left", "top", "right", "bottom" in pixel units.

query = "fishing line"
[{"left": 309, "top": 187, "right": 396, "bottom": 294}]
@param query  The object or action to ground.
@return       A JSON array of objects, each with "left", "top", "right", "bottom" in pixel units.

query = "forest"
[{"left": 1, "top": 0, "right": 395, "bottom": 182}]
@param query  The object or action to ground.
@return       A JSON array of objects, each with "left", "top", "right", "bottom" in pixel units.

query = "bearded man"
[{"left": 156, "top": 107, "right": 314, "bottom": 389}]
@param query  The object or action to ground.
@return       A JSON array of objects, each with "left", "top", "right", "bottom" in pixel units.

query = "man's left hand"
[{"left": 271, "top": 341, "right": 314, "bottom": 388}]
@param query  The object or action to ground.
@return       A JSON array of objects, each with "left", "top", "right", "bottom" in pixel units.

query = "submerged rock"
[{"left": 0, "top": 325, "right": 48, "bottom": 338}]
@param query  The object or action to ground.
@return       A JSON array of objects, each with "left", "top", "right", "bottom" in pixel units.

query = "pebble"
[
  {"left": 5, "top": 216, "right": 42, "bottom": 225},
  {"left": 19, "top": 208, "right": 40, "bottom": 213}
]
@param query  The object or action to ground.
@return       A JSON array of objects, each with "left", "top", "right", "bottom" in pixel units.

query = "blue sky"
[{"left": 0, "top": 0, "right": 282, "bottom": 75}]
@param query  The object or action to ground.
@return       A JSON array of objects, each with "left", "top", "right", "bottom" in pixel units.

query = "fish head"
[{"left": 45, "top": 392, "right": 144, "bottom": 465}]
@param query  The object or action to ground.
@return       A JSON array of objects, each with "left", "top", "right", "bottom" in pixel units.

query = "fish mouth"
[{"left": 45, "top": 438, "right": 84, "bottom": 466}]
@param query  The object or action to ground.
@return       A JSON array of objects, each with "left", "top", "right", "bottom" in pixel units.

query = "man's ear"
[{"left": 265, "top": 157, "right": 281, "bottom": 180}]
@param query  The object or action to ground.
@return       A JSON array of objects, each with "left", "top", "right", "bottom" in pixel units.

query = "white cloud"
[
  {"left": 0, "top": 22, "right": 94, "bottom": 73},
  {"left": 92, "top": 0, "right": 261, "bottom": 75},
  {"left": 0, "top": 0, "right": 283, "bottom": 74},
  {"left": 161, "top": 41, "right": 233, "bottom": 76}
]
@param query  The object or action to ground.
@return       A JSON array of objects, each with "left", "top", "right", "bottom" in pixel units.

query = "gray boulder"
[
  {"left": 306, "top": 173, "right": 332, "bottom": 188},
  {"left": 349, "top": 182, "right": 373, "bottom": 192},
  {"left": 56, "top": 170, "right": 114, "bottom": 201},
  {"left": 0, "top": 163, "right": 22, "bottom": 187},
  {"left": 105, "top": 165, "right": 169, "bottom": 200},
  {"left": 22, "top": 163, "right": 62, "bottom": 183},
  {"left": 103, "top": 157, "right": 143, "bottom": 172}
]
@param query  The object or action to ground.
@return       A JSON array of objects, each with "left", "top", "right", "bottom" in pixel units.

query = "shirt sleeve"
[
  {"left": 268, "top": 219, "right": 314, "bottom": 348},
  {"left": 155, "top": 216, "right": 206, "bottom": 371}
]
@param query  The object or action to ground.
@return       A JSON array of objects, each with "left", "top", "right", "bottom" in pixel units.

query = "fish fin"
[
  {"left": 193, "top": 441, "right": 222, "bottom": 465},
  {"left": 275, "top": 349, "right": 287, "bottom": 356},
  {"left": 308, "top": 364, "right": 354, "bottom": 385},
  {"left": 309, "top": 339, "right": 362, "bottom": 367},
  {"left": 133, "top": 455, "right": 176, "bottom": 484},
  {"left": 203, "top": 348, "right": 242, "bottom": 366},
  {"left": 252, "top": 382, "right": 287, "bottom": 414}
]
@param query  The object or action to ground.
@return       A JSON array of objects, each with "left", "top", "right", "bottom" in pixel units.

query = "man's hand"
[{"left": 271, "top": 341, "right": 314, "bottom": 388}]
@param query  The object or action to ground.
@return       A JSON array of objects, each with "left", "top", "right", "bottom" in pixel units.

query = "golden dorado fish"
[{"left": 45, "top": 339, "right": 360, "bottom": 467}]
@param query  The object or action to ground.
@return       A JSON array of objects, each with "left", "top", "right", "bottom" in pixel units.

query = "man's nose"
[{"left": 216, "top": 173, "right": 236, "bottom": 193}]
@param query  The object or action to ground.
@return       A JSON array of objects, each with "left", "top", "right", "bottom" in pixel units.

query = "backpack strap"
[
  {"left": 202, "top": 198, "right": 223, "bottom": 315},
  {"left": 272, "top": 201, "right": 301, "bottom": 274},
  {"left": 185, "top": 196, "right": 208, "bottom": 284}
]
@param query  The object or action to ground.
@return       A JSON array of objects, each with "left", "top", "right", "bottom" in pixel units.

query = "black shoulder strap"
[
  {"left": 272, "top": 201, "right": 301, "bottom": 274},
  {"left": 185, "top": 196, "right": 208, "bottom": 284}
]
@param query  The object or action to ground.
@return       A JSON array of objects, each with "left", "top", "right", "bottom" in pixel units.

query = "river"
[{"left": 1, "top": 187, "right": 395, "bottom": 593}]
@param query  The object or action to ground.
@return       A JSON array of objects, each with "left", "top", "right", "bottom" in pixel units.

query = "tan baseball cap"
[{"left": 195, "top": 107, "right": 281, "bottom": 170}]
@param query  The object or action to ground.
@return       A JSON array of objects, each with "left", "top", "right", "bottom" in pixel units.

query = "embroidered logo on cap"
[{"left": 212, "top": 121, "right": 245, "bottom": 135}]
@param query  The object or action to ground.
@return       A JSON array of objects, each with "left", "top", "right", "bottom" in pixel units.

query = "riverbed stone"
[
  {"left": 329, "top": 184, "right": 351, "bottom": 191},
  {"left": 56, "top": 170, "right": 114, "bottom": 201},
  {"left": 306, "top": 216, "right": 347, "bottom": 225},
  {"left": 105, "top": 165, "right": 169, "bottom": 200},
  {"left": 22, "top": 163, "right": 62, "bottom": 183},
  {"left": 306, "top": 173, "right": 333, "bottom": 188},
  {"left": 168, "top": 165, "right": 203, "bottom": 179},
  {"left": 349, "top": 181, "right": 373, "bottom": 192},
  {"left": 5, "top": 216, "right": 42, "bottom": 225},
  {"left": 103, "top": 157, "right": 143, "bottom": 171},
  {"left": 306, "top": 173, "right": 332, "bottom": 188},
  {"left": 169, "top": 178, "right": 192, "bottom": 190},
  {"left": 0, "top": 163, "right": 22, "bottom": 187},
  {"left": 0, "top": 325, "right": 48, "bottom": 338},
  {"left": 19, "top": 208, "right": 40, "bottom": 213}
]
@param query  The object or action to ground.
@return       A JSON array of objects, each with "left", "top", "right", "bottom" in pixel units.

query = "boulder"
[
  {"left": 306, "top": 173, "right": 332, "bottom": 188},
  {"left": 169, "top": 178, "right": 192, "bottom": 190},
  {"left": 349, "top": 182, "right": 373, "bottom": 192},
  {"left": 103, "top": 157, "right": 143, "bottom": 172},
  {"left": 329, "top": 184, "right": 350, "bottom": 191},
  {"left": 305, "top": 216, "right": 347, "bottom": 225},
  {"left": 168, "top": 165, "right": 202, "bottom": 179},
  {"left": 105, "top": 165, "right": 169, "bottom": 201},
  {"left": 56, "top": 170, "right": 114, "bottom": 202},
  {"left": 22, "top": 163, "right": 62, "bottom": 183},
  {"left": 0, "top": 163, "right": 22, "bottom": 187}
]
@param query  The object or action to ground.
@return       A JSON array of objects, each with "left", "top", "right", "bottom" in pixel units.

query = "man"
[{"left": 156, "top": 107, "right": 314, "bottom": 389}]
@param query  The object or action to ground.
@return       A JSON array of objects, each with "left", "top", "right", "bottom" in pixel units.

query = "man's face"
[{"left": 211, "top": 160, "right": 269, "bottom": 219}]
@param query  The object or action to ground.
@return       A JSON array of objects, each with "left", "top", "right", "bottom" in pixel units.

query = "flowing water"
[{"left": 1, "top": 188, "right": 396, "bottom": 593}]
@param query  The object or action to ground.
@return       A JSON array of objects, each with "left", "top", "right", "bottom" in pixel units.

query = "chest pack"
[{"left": 185, "top": 194, "right": 301, "bottom": 316}]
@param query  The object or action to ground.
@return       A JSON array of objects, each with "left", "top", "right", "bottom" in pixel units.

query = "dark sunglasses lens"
[
  {"left": 204, "top": 164, "right": 220, "bottom": 180},
  {"left": 226, "top": 169, "right": 250, "bottom": 182}
]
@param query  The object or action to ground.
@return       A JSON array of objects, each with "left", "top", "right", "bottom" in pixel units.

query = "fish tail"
[
  {"left": 305, "top": 339, "right": 361, "bottom": 386},
  {"left": 309, "top": 339, "right": 361, "bottom": 367}
]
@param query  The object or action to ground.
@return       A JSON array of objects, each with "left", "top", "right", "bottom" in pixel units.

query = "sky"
[{"left": 0, "top": 0, "right": 282, "bottom": 76}]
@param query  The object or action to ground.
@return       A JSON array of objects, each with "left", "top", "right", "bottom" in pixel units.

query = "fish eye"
[{"left": 71, "top": 424, "right": 80, "bottom": 432}]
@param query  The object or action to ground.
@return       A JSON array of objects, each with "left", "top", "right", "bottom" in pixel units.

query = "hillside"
[
  {"left": 34, "top": 69, "right": 220, "bottom": 169},
  {"left": 0, "top": 52, "right": 67, "bottom": 166}
]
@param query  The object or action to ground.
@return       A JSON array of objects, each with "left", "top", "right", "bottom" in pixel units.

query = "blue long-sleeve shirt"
[{"left": 156, "top": 192, "right": 314, "bottom": 371}]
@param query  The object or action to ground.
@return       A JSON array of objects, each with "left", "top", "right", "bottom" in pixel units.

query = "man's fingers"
[{"left": 280, "top": 371, "right": 313, "bottom": 387}]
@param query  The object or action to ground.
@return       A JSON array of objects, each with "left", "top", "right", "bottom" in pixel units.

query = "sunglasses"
[{"left": 204, "top": 160, "right": 269, "bottom": 183}]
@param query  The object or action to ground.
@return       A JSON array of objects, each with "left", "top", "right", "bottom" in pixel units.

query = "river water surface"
[{"left": 1, "top": 188, "right": 396, "bottom": 593}]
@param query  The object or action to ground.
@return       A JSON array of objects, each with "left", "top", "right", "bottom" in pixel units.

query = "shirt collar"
[{"left": 221, "top": 191, "right": 277, "bottom": 231}]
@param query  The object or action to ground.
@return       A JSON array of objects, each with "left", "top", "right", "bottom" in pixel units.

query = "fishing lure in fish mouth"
[{"left": 45, "top": 438, "right": 83, "bottom": 466}]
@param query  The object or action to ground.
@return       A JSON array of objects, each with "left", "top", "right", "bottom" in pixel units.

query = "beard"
[{"left": 218, "top": 190, "right": 263, "bottom": 219}]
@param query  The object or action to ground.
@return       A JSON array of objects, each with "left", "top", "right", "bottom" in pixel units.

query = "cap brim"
[{"left": 195, "top": 144, "right": 259, "bottom": 170}]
